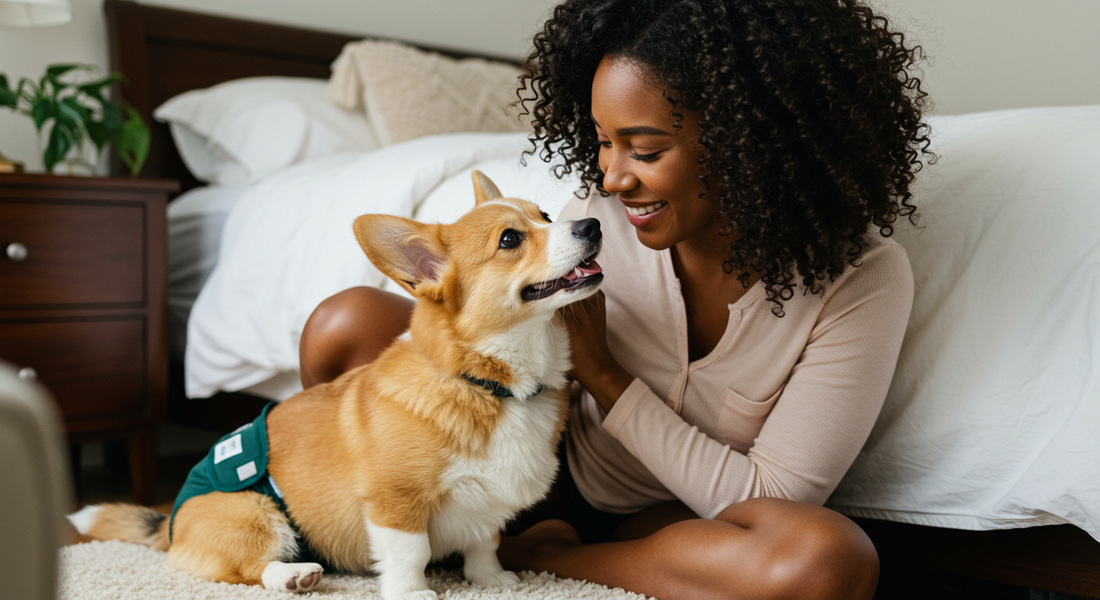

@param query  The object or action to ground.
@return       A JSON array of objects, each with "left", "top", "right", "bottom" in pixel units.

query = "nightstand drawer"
[
  {"left": 0, "top": 173, "right": 175, "bottom": 505},
  {"left": 0, "top": 319, "right": 145, "bottom": 421},
  {"left": 0, "top": 201, "right": 145, "bottom": 307}
]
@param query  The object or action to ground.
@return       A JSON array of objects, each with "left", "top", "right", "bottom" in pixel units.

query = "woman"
[{"left": 300, "top": 1, "right": 931, "bottom": 598}]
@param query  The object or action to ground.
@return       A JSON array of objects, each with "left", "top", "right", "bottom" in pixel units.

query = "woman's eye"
[
  {"left": 499, "top": 229, "right": 523, "bottom": 249},
  {"left": 630, "top": 150, "right": 662, "bottom": 162}
]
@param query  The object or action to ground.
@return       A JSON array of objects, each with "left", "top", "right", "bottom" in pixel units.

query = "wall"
[
  {"left": 872, "top": 0, "right": 1100, "bottom": 115},
  {"left": 0, "top": 0, "right": 555, "bottom": 172},
  {"left": 1, "top": 0, "right": 1098, "bottom": 173}
]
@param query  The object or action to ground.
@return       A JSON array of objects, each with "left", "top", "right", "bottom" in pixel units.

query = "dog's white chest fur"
[{"left": 427, "top": 391, "right": 562, "bottom": 558}]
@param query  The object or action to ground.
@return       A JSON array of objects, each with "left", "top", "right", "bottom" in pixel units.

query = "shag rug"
[{"left": 59, "top": 540, "right": 652, "bottom": 600}]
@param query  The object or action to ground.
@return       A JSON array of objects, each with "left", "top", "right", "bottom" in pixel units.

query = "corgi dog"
[{"left": 68, "top": 171, "right": 603, "bottom": 599}]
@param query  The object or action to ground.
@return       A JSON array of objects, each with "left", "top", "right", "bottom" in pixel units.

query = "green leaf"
[
  {"left": 77, "top": 85, "right": 105, "bottom": 107},
  {"left": 101, "top": 101, "right": 124, "bottom": 136},
  {"left": 0, "top": 75, "right": 16, "bottom": 109},
  {"left": 53, "top": 114, "right": 83, "bottom": 148},
  {"left": 44, "top": 64, "right": 88, "bottom": 81},
  {"left": 85, "top": 119, "right": 110, "bottom": 151},
  {"left": 116, "top": 105, "right": 150, "bottom": 176},
  {"left": 47, "top": 116, "right": 87, "bottom": 172},
  {"left": 42, "top": 64, "right": 94, "bottom": 100},
  {"left": 43, "top": 123, "right": 73, "bottom": 172},
  {"left": 58, "top": 97, "right": 90, "bottom": 124},
  {"left": 30, "top": 99, "right": 56, "bottom": 131},
  {"left": 38, "top": 72, "right": 54, "bottom": 96},
  {"left": 16, "top": 77, "right": 35, "bottom": 102},
  {"left": 77, "top": 73, "right": 121, "bottom": 97}
]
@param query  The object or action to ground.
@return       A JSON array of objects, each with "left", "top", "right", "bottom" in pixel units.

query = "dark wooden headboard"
[{"left": 104, "top": 0, "right": 519, "bottom": 191}]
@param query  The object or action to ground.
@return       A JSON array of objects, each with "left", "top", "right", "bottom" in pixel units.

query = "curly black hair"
[{"left": 518, "top": 0, "right": 932, "bottom": 316}]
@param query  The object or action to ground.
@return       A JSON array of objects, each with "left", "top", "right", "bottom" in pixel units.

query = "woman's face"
[{"left": 591, "top": 55, "right": 720, "bottom": 252}]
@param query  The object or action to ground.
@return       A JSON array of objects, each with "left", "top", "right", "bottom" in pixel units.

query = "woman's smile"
[{"left": 624, "top": 199, "right": 668, "bottom": 224}]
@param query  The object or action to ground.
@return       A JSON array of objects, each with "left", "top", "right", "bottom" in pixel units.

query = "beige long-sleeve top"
[{"left": 559, "top": 195, "right": 914, "bottom": 520}]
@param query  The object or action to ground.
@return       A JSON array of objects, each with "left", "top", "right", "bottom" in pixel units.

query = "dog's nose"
[{"left": 571, "top": 218, "right": 601, "bottom": 243}]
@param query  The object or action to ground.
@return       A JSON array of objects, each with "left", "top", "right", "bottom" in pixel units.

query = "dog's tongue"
[{"left": 562, "top": 260, "right": 603, "bottom": 281}]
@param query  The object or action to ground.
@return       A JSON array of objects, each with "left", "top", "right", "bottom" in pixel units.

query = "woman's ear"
[{"left": 353, "top": 214, "right": 448, "bottom": 301}]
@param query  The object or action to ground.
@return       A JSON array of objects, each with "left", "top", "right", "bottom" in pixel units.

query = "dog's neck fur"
[{"left": 408, "top": 301, "right": 571, "bottom": 401}]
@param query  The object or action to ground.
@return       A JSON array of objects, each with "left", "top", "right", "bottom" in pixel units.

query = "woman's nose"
[{"left": 600, "top": 150, "right": 639, "bottom": 194}]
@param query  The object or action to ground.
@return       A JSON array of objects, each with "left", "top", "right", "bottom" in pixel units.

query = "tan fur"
[
  {"left": 71, "top": 171, "right": 601, "bottom": 595},
  {"left": 169, "top": 492, "right": 297, "bottom": 585},
  {"left": 82, "top": 503, "right": 170, "bottom": 551}
]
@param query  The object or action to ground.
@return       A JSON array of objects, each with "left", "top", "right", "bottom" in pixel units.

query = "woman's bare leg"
[
  {"left": 499, "top": 498, "right": 878, "bottom": 600},
  {"left": 299, "top": 286, "right": 413, "bottom": 388}
]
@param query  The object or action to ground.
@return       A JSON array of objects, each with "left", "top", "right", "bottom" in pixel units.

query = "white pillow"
[{"left": 155, "top": 77, "right": 379, "bottom": 185}]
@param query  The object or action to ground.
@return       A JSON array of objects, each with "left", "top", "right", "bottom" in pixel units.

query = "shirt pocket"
[{"left": 715, "top": 386, "right": 783, "bottom": 454}]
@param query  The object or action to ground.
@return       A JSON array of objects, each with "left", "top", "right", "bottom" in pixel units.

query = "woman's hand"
[{"left": 559, "top": 290, "right": 634, "bottom": 412}]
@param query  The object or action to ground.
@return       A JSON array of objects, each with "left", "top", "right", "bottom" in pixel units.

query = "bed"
[{"left": 104, "top": 0, "right": 1100, "bottom": 596}]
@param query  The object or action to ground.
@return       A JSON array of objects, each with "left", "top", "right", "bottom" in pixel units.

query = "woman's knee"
[
  {"left": 299, "top": 286, "right": 413, "bottom": 388},
  {"left": 766, "top": 509, "right": 878, "bottom": 600},
  {"left": 704, "top": 499, "right": 879, "bottom": 600}
]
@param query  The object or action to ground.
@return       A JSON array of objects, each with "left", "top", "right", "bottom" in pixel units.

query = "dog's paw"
[
  {"left": 466, "top": 568, "right": 521, "bottom": 587},
  {"left": 261, "top": 561, "right": 323, "bottom": 593}
]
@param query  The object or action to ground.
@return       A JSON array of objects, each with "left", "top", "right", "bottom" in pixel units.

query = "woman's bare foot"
[{"left": 498, "top": 519, "right": 582, "bottom": 573}]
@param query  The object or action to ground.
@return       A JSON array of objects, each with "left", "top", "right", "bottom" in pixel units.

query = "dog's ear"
[
  {"left": 471, "top": 170, "right": 503, "bottom": 206},
  {"left": 353, "top": 214, "right": 447, "bottom": 301}
]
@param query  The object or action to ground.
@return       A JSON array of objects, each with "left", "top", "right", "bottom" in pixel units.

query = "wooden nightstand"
[{"left": 0, "top": 173, "right": 178, "bottom": 505}]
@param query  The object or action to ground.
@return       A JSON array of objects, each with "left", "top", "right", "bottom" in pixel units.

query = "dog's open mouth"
[{"left": 522, "top": 256, "right": 603, "bottom": 301}]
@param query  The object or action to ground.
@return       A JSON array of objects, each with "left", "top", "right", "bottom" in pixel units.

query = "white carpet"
[{"left": 59, "top": 540, "right": 652, "bottom": 600}]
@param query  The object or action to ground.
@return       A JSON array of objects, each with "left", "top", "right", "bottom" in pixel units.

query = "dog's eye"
[
  {"left": 499, "top": 229, "right": 523, "bottom": 249},
  {"left": 540, "top": 212, "right": 552, "bottom": 223}
]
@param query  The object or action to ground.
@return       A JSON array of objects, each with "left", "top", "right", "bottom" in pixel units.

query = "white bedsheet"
[
  {"left": 168, "top": 183, "right": 252, "bottom": 360},
  {"left": 185, "top": 132, "right": 578, "bottom": 401},
  {"left": 828, "top": 106, "right": 1100, "bottom": 540}
]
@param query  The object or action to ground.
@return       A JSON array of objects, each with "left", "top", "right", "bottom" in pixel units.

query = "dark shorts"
[
  {"left": 557, "top": 454, "right": 634, "bottom": 544},
  {"left": 508, "top": 440, "right": 634, "bottom": 545}
]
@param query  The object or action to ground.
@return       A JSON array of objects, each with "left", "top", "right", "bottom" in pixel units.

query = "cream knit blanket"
[{"left": 328, "top": 40, "right": 529, "bottom": 146}]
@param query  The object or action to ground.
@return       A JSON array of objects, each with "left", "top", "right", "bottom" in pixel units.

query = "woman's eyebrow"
[
  {"left": 590, "top": 115, "right": 672, "bottom": 137},
  {"left": 615, "top": 125, "right": 672, "bottom": 136}
]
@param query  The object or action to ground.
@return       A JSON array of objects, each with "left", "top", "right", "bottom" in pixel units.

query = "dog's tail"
[{"left": 67, "top": 503, "right": 171, "bottom": 551}]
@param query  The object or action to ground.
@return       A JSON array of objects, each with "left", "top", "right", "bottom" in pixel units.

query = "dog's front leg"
[
  {"left": 366, "top": 518, "right": 436, "bottom": 600},
  {"left": 463, "top": 533, "right": 521, "bottom": 587}
]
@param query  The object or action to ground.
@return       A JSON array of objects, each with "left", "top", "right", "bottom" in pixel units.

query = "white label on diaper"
[
  {"left": 237, "top": 461, "right": 258, "bottom": 481},
  {"left": 214, "top": 434, "right": 243, "bottom": 464}
]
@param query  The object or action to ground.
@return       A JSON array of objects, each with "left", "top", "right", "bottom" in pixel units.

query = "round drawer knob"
[
  {"left": 17, "top": 367, "right": 38, "bottom": 382},
  {"left": 6, "top": 242, "right": 28, "bottom": 261}
]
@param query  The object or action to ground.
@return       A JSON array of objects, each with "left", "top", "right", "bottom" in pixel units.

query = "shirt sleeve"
[{"left": 600, "top": 243, "right": 914, "bottom": 519}]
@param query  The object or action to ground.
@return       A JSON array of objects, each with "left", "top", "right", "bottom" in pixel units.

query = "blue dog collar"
[{"left": 462, "top": 374, "right": 543, "bottom": 399}]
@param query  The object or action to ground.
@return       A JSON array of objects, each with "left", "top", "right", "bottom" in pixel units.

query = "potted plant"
[{"left": 0, "top": 63, "right": 149, "bottom": 176}]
